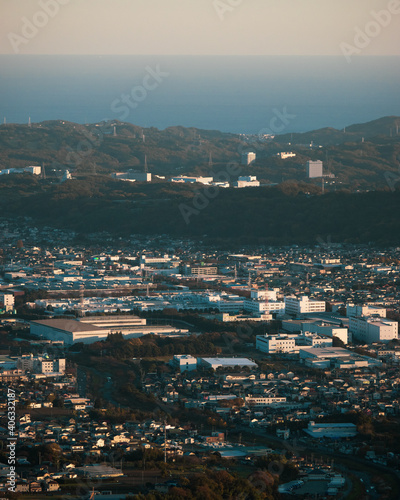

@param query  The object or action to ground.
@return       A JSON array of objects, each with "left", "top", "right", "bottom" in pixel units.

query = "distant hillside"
[
  {"left": 0, "top": 117, "right": 399, "bottom": 190},
  {"left": 276, "top": 116, "right": 400, "bottom": 146},
  {"left": 0, "top": 120, "right": 241, "bottom": 176}
]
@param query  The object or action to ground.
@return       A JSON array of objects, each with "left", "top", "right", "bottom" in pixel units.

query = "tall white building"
[
  {"left": 241, "top": 152, "right": 256, "bottom": 165},
  {"left": 284, "top": 295, "right": 326, "bottom": 315},
  {"left": 0, "top": 293, "right": 14, "bottom": 311},
  {"left": 306, "top": 160, "right": 323, "bottom": 178},
  {"left": 349, "top": 316, "right": 398, "bottom": 344}
]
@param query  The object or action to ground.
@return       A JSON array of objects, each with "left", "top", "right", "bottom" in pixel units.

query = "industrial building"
[
  {"left": 232, "top": 176, "right": 260, "bottom": 188},
  {"left": 304, "top": 421, "right": 357, "bottom": 439},
  {"left": 256, "top": 334, "right": 297, "bottom": 354},
  {"left": 199, "top": 357, "right": 257, "bottom": 370},
  {"left": 30, "top": 316, "right": 189, "bottom": 345},
  {"left": 245, "top": 396, "right": 287, "bottom": 407},
  {"left": 346, "top": 304, "right": 386, "bottom": 318},
  {"left": 282, "top": 318, "right": 349, "bottom": 344},
  {"left": 299, "top": 346, "right": 382, "bottom": 370},
  {"left": 244, "top": 298, "right": 285, "bottom": 315},
  {"left": 112, "top": 171, "right": 152, "bottom": 182},
  {"left": 170, "top": 176, "right": 213, "bottom": 185},
  {"left": 0, "top": 165, "right": 41, "bottom": 176},
  {"left": 349, "top": 316, "right": 398, "bottom": 344},
  {"left": 256, "top": 332, "right": 332, "bottom": 354}
]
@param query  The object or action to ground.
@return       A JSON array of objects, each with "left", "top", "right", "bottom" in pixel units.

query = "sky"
[{"left": 1, "top": 0, "right": 400, "bottom": 56}]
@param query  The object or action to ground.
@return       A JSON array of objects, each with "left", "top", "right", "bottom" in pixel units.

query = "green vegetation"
[
  {"left": 0, "top": 174, "right": 400, "bottom": 246},
  {"left": 131, "top": 469, "right": 278, "bottom": 499}
]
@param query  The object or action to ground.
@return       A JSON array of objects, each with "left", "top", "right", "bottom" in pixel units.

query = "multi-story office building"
[{"left": 284, "top": 295, "right": 326, "bottom": 315}]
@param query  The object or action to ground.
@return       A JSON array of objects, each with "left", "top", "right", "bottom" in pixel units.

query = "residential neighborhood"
[{"left": 0, "top": 229, "right": 399, "bottom": 498}]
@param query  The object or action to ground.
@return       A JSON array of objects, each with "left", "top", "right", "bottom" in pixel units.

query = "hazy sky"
[{"left": 1, "top": 0, "right": 400, "bottom": 55}]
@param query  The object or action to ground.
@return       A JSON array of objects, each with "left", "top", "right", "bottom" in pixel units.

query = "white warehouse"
[{"left": 349, "top": 316, "right": 398, "bottom": 344}]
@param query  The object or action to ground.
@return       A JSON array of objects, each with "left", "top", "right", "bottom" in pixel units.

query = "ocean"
[{"left": 1, "top": 55, "right": 399, "bottom": 134}]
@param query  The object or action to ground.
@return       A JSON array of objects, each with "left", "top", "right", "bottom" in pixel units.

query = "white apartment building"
[
  {"left": 306, "top": 160, "right": 323, "bottom": 178},
  {"left": 346, "top": 304, "right": 386, "bottom": 318},
  {"left": 284, "top": 295, "right": 326, "bottom": 315},
  {"left": 349, "top": 316, "right": 398, "bottom": 344}
]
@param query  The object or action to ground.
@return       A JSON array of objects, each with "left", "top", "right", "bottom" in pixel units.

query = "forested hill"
[
  {"left": 0, "top": 116, "right": 399, "bottom": 190},
  {"left": 0, "top": 175, "right": 399, "bottom": 246},
  {"left": 275, "top": 116, "right": 400, "bottom": 146}
]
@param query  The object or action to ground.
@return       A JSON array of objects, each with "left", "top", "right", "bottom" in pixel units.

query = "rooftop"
[{"left": 31, "top": 319, "right": 103, "bottom": 332}]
